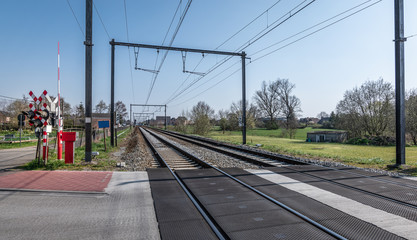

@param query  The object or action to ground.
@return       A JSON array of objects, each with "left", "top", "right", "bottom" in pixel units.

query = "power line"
[
  {"left": 148, "top": 0, "right": 183, "bottom": 108},
  {"left": 162, "top": 0, "right": 183, "bottom": 46},
  {"left": 215, "top": 0, "right": 284, "bottom": 50},
  {"left": 0, "top": 94, "right": 23, "bottom": 100},
  {"left": 406, "top": 33, "right": 417, "bottom": 39},
  {"left": 145, "top": 0, "right": 193, "bottom": 105},
  {"left": 123, "top": 0, "right": 135, "bottom": 102},
  {"left": 143, "top": 1, "right": 183, "bottom": 110},
  {"left": 164, "top": 0, "right": 317, "bottom": 105},
  {"left": 123, "top": 0, "right": 130, "bottom": 42},
  {"left": 251, "top": 0, "right": 375, "bottom": 56},
  {"left": 251, "top": 0, "right": 383, "bottom": 62},
  {"left": 170, "top": 0, "right": 384, "bottom": 106},
  {"left": 165, "top": 58, "right": 239, "bottom": 104},
  {"left": 240, "top": 0, "right": 317, "bottom": 50},
  {"left": 165, "top": 0, "right": 285, "bottom": 104},
  {"left": 93, "top": 2, "right": 111, "bottom": 40},
  {"left": 66, "top": 0, "right": 85, "bottom": 37},
  {"left": 171, "top": 67, "right": 242, "bottom": 107}
]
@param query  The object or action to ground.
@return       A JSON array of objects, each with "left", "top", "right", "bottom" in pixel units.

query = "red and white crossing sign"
[
  {"left": 28, "top": 90, "right": 49, "bottom": 127},
  {"left": 29, "top": 90, "right": 47, "bottom": 105}
]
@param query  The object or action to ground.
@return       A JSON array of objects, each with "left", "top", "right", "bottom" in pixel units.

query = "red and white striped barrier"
[{"left": 42, "top": 130, "right": 48, "bottom": 161}]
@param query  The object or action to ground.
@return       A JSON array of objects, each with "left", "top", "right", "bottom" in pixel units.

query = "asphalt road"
[
  {"left": 0, "top": 172, "right": 160, "bottom": 240},
  {"left": 0, "top": 146, "right": 36, "bottom": 170}
]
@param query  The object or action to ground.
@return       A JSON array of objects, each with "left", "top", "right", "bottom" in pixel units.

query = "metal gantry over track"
[
  {"left": 110, "top": 39, "right": 248, "bottom": 146},
  {"left": 130, "top": 104, "right": 167, "bottom": 129}
]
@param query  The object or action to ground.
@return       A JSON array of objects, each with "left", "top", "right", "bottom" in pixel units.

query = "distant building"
[
  {"left": 307, "top": 131, "right": 347, "bottom": 143},
  {"left": 299, "top": 117, "right": 320, "bottom": 125},
  {"left": 92, "top": 113, "right": 115, "bottom": 130},
  {"left": 318, "top": 117, "right": 331, "bottom": 125},
  {"left": 155, "top": 116, "right": 170, "bottom": 126},
  {"left": 0, "top": 111, "right": 11, "bottom": 125}
]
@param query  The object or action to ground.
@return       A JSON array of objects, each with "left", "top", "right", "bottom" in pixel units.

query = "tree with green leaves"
[
  {"left": 406, "top": 89, "right": 417, "bottom": 145},
  {"left": 217, "top": 109, "right": 228, "bottom": 134},
  {"left": 336, "top": 78, "right": 394, "bottom": 137},
  {"left": 190, "top": 101, "right": 214, "bottom": 135}
]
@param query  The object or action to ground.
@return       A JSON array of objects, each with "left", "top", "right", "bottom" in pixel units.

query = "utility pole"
[
  {"left": 84, "top": 0, "right": 93, "bottom": 162},
  {"left": 394, "top": 0, "right": 406, "bottom": 166},
  {"left": 110, "top": 39, "right": 115, "bottom": 146},
  {"left": 165, "top": 105, "right": 167, "bottom": 130},
  {"left": 242, "top": 52, "right": 246, "bottom": 145},
  {"left": 130, "top": 104, "right": 132, "bottom": 129}
]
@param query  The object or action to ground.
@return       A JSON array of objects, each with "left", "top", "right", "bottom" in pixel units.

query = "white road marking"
[{"left": 246, "top": 169, "right": 417, "bottom": 240}]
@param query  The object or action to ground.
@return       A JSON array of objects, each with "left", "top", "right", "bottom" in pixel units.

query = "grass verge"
[
  {"left": 208, "top": 130, "right": 417, "bottom": 176},
  {"left": 21, "top": 128, "right": 131, "bottom": 171}
]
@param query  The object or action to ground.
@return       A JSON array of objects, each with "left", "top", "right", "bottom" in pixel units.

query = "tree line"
[
  {"left": 334, "top": 78, "right": 417, "bottom": 145},
  {"left": 178, "top": 77, "right": 417, "bottom": 146},
  {"left": 0, "top": 97, "right": 127, "bottom": 130},
  {"left": 177, "top": 78, "right": 302, "bottom": 138}
]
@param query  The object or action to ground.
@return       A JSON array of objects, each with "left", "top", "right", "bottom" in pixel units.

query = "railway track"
[
  {"left": 142, "top": 127, "right": 411, "bottom": 239},
  {"left": 140, "top": 128, "right": 202, "bottom": 170},
  {"left": 142, "top": 127, "right": 417, "bottom": 239},
  {"left": 151, "top": 128, "right": 417, "bottom": 211}
]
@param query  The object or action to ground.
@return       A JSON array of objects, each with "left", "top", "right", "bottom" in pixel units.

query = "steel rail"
[
  {"left": 155, "top": 128, "right": 417, "bottom": 211},
  {"left": 145, "top": 127, "right": 347, "bottom": 240},
  {"left": 156, "top": 128, "right": 307, "bottom": 165},
  {"left": 139, "top": 128, "right": 227, "bottom": 240},
  {"left": 156, "top": 127, "right": 417, "bottom": 188}
]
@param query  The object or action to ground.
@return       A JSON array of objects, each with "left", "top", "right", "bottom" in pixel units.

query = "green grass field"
[
  {"left": 207, "top": 127, "right": 417, "bottom": 175},
  {"left": 209, "top": 127, "right": 343, "bottom": 140}
]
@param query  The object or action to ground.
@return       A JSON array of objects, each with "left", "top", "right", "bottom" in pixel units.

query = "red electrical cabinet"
[{"left": 62, "top": 132, "right": 77, "bottom": 164}]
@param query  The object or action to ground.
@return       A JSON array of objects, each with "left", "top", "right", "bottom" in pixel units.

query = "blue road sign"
[{"left": 98, "top": 120, "right": 110, "bottom": 129}]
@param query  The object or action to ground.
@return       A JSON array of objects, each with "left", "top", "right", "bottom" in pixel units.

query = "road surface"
[{"left": 0, "top": 146, "right": 36, "bottom": 170}]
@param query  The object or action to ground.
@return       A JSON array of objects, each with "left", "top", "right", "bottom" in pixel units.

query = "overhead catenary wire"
[
  {"left": 251, "top": 0, "right": 383, "bottom": 62},
  {"left": 215, "top": 0, "right": 284, "bottom": 50},
  {"left": 164, "top": 0, "right": 317, "bottom": 105},
  {"left": 405, "top": 33, "right": 417, "bottom": 39},
  {"left": 93, "top": 2, "right": 111, "bottom": 40},
  {"left": 251, "top": 0, "right": 376, "bottom": 56},
  {"left": 145, "top": 0, "right": 193, "bottom": 105},
  {"left": 144, "top": 0, "right": 183, "bottom": 112},
  {"left": 168, "top": 0, "right": 384, "bottom": 106},
  {"left": 0, "top": 94, "right": 24, "bottom": 100},
  {"left": 66, "top": 0, "right": 85, "bottom": 37},
  {"left": 163, "top": 0, "right": 287, "bottom": 104},
  {"left": 123, "top": 0, "right": 136, "bottom": 102}
]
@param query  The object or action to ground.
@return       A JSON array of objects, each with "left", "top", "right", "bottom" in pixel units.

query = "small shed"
[{"left": 307, "top": 131, "right": 347, "bottom": 143}]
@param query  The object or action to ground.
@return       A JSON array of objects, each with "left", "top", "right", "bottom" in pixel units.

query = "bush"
[
  {"left": 346, "top": 136, "right": 395, "bottom": 146},
  {"left": 23, "top": 159, "right": 65, "bottom": 170},
  {"left": 265, "top": 121, "right": 279, "bottom": 130}
]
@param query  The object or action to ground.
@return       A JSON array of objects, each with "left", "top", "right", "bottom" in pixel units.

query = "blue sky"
[{"left": 1, "top": 0, "right": 416, "bottom": 120}]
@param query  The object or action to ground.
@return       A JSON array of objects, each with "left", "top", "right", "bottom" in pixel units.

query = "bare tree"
[
  {"left": 229, "top": 100, "right": 258, "bottom": 130},
  {"left": 94, "top": 100, "right": 108, "bottom": 113},
  {"left": 406, "top": 89, "right": 417, "bottom": 145},
  {"left": 217, "top": 109, "right": 229, "bottom": 134},
  {"left": 317, "top": 111, "right": 329, "bottom": 119},
  {"left": 5, "top": 95, "right": 29, "bottom": 128},
  {"left": 273, "top": 79, "right": 301, "bottom": 138},
  {"left": 336, "top": 78, "right": 394, "bottom": 137},
  {"left": 115, "top": 101, "right": 128, "bottom": 124},
  {"left": 174, "top": 116, "right": 188, "bottom": 133},
  {"left": 190, "top": 101, "right": 214, "bottom": 135},
  {"left": 254, "top": 81, "right": 280, "bottom": 128}
]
